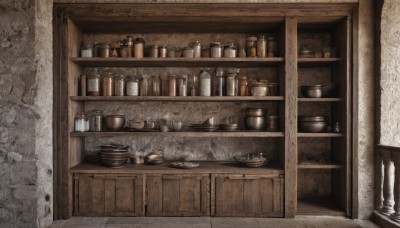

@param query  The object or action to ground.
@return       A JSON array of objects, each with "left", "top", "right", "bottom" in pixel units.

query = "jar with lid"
[
  {"left": 134, "top": 37, "right": 145, "bottom": 58},
  {"left": 192, "top": 41, "right": 201, "bottom": 58},
  {"left": 250, "top": 82, "right": 268, "bottom": 96},
  {"left": 268, "top": 82, "right": 279, "bottom": 96},
  {"left": 114, "top": 75, "right": 125, "bottom": 96},
  {"left": 96, "top": 43, "right": 110, "bottom": 58},
  {"left": 213, "top": 68, "right": 225, "bottom": 96},
  {"left": 87, "top": 73, "right": 100, "bottom": 96},
  {"left": 223, "top": 43, "right": 236, "bottom": 58},
  {"left": 323, "top": 47, "right": 332, "bottom": 58},
  {"left": 81, "top": 40, "right": 93, "bottom": 58},
  {"left": 88, "top": 110, "right": 103, "bottom": 132},
  {"left": 199, "top": 70, "right": 211, "bottom": 96},
  {"left": 267, "top": 36, "right": 277, "bottom": 57},
  {"left": 226, "top": 73, "right": 236, "bottom": 96},
  {"left": 239, "top": 76, "right": 249, "bottom": 96},
  {"left": 246, "top": 36, "right": 257, "bottom": 57},
  {"left": 74, "top": 113, "right": 89, "bottom": 132},
  {"left": 210, "top": 42, "right": 222, "bottom": 58},
  {"left": 159, "top": 46, "right": 167, "bottom": 58},
  {"left": 267, "top": 116, "right": 279, "bottom": 132},
  {"left": 257, "top": 35, "right": 266, "bottom": 57},
  {"left": 168, "top": 75, "right": 177, "bottom": 96},
  {"left": 103, "top": 72, "right": 115, "bottom": 96},
  {"left": 177, "top": 77, "right": 187, "bottom": 96},
  {"left": 140, "top": 75, "right": 149, "bottom": 96},
  {"left": 149, "top": 45, "right": 159, "bottom": 58},
  {"left": 188, "top": 73, "right": 199, "bottom": 96},
  {"left": 150, "top": 75, "right": 161, "bottom": 96},
  {"left": 183, "top": 47, "right": 194, "bottom": 58},
  {"left": 126, "top": 77, "right": 139, "bottom": 96}
]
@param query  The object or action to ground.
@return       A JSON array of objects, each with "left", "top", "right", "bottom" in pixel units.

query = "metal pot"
[
  {"left": 104, "top": 115, "right": 125, "bottom": 131},
  {"left": 301, "top": 85, "right": 323, "bottom": 98},
  {"left": 298, "top": 116, "right": 327, "bottom": 133},
  {"left": 244, "top": 108, "right": 267, "bottom": 117},
  {"left": 244, "top": 116, "right": 266, "bottom": 130}
]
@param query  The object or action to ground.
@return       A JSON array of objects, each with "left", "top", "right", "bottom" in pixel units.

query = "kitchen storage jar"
[
  {"left": 140, "top": 75, "right": 149, "bottom": 96},
  {"left": 87, "top": 73, "right": 100, "bottom": 96},
  {"left": 149, "top": 45, "right": 159, "bottom": 58},
  {"left": 267, "top": 36, "right": 277, "bottom": 57},
  {"left": 188, "top": 73, "right": 199, "bottom": 96},
  {"left": 244, "top": 108, "right": 267, "bottom": 117},
  {"left": 210, "top": 42, "right": 222, "bottom": 58},
  {"left": 177, "top": 77, "right": 187, "bottom": 96},
  {"left": 114, "top": 75, "right": 125, "bottom": 96},
  {"left": 183, "top": 47, "right": 194, "bottom": 58},
  {"left": 256, "top": 35, "right": 266, "bottom": 57},
  {"left": 199, "top": 70, "right": 212, "bottom": 96},
  {"left": 96, "top": 43, "right": 110, "bottom": 58},
  {"left": 266, "top": 116, "right": 279, "bottom": 132},
  {"left": 250, "top": 82, "right": 268, "bottom": 96},
  {"left": 134, "top": 37, "right": 144, "bottom": 58},
  {"left": 301, "top": 85, "right": 323, "bottom": 98},
  {"left": 223, "top": 43, "right": 236, "bottom": 58},
  {"left": 214, "top": 68, "right": 225, "bottom": 96},
  {"left": 239, "top": 76, "right": 249, "bottom": 96},
  {"left": 192, "top": 41, "right": 201, "bottom": 58},
  {"left": 81, "top": 41, "right": 93, "bottom": 58},
  {"left": 159, "top": 46, "right": 167, "bottom": 58},
  {"left": 103, "top": 73, "right": 115, "bottom": 96},
  {"left": 298, "top": 116, "right": 328, "bottom": 133},
  {"left": 126, "top": 77, "right": 139, "bottom": 96},
  {"left": 74, "top": 113, "right": 89, "bottom": 132},
  {"left": 323, "top": 47, "right": 332, "bottom": 58},
  {"left": 150, "top": 75, "right": 161, "bottom": 96},
  {"left": 89, "top": 110, "right": 103, "bottom": 132},
  {"left": 246, "top": 36, "right": 257, "bottom": 57},
  {"left": 226, "top": 73, "right": 236, "bottom": 96},
  {"left": 168, "top": 75, "right": 177, "bottom": 96},
  {"left": 268, "top": 82, "right": 279, "bottom": 96}
]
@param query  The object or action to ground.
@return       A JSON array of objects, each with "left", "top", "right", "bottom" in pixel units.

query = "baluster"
[
  {"left": 380, "top": 151, "right": 395, "bottom": 215},
  {"left": 391, "top": 153, "right": 400, "bottom": 222},
  {"left": 376, "top": 151, "right": 383, "bottom": 210}
]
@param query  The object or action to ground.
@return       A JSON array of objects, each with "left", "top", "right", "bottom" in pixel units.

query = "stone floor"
[{"left": 51, "top": 216, "right": 381, "bottom": 228}]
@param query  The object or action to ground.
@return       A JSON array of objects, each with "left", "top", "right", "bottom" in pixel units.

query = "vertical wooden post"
[
  {"left": 380, "top": 151, "right": 395, "bottom": 215},
  {"left": 284, "top": 16, "right": 298, "bottom": 218},
  {"left": 375, "top": 150, "right": 383, "bottom": 210},
  {"left": 390, "top": 154, "right": 400, "bottom": 222}
]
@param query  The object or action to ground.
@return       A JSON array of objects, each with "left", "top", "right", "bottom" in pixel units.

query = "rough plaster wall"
[
  {"left": 357, "top": 0, "right": 375, "bottom": 219},
  {"left": 0, "top": 0, "right": 53, "bottom": 227},
  {"left": 380, "top": 0, "right": 400, "bottom": 147}
]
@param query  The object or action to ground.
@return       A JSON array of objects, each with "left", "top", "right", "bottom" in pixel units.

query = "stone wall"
[{"left": 0, "top": 0, "right": 53, "bottom": 227}]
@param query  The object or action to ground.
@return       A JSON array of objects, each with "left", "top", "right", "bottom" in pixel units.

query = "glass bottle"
[
  {"left": 257, "top": 35, "right": 266, "bottom": 57},
  {"left": 188, "top": 73, "right": 199, "bottom": 96},
  {"left": 126, "top": 77, "right": 139, "bottom": 96},
  {"left": 239, "top": 76, "right": 249, "bottom": 96},
  {"left": 150, "top": 75, "right": 161, "bottom": 96},
  {"left": 214, "top": 68, "right": 225, "bottom": 96},
  {"left": 114, "top": 75, "right": 125, "bottom": 96},
  {"left": 87, "top": 73, "right": 100, "bottom": 96},
  {"left": 103, "top": 72, "right": 114, "bottom": 96},
  {"left": 199, "top": 70, "right": 211, "bottom": 96},
  {"left": 140, "top": 75, "right": 149, "bottom": 96}
]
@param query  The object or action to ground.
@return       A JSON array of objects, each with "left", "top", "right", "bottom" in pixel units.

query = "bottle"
[
  {"left": 192, "top": 41, "right": 201, "bottom": 58},
  {"left": 150, "top": 75, "right": 161, "bottom": 96},
  {"left": 177, "top": 77, "right": 187, "bottom": 96},
  {"left": 246, "top": 36, "right": 257, "bottom": 57},
  {"left": 140, "top": 75, "right": 149, "bottom": 96},
  {"left": 226, "top": 73, "right": 236, "bottom": 96},
  {"left": 103, "top": 72, "right": 114, "bottom": 96},
  {"left": 199, "top": 70, "right": 211, "bottom": 96},
  {"left": 188, "top": 73, "right": 199, "bottom": 96},
  {"left": 214, "top": 68, "right": 225, "bottom": 96},
  {"left": 168, "top": 75, "right": 177, "bottom": 96},
  {"left": 114, "top": 75, "right": 125, "bottom": 96}
]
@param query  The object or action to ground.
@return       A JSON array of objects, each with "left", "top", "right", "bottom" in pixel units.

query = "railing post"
[
  {"left": 376, "top": 150, "right": 384, "bottom": 210},
  {"left": 391, "top": 153, "right": 400, "bottom": 222},
  {"left": 380, "top": 151, "right": 395, "bottom": 215}
]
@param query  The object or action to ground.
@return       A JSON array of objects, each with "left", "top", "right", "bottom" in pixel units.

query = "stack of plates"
[
  {"left": 234, "top": 156, "right": 267, "bottom": 168},
  {"left": 98, "top": 144, "right": 129, "bottom": 168},
  {"left": 190, "top": 124, "right": 220, "bottom": 132},
  {"left": 220, "top": 124, "right": 239, "bottom": 131}
]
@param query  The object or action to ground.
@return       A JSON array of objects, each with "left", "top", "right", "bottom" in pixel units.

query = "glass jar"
[
  {"left": 188, "top": 73, "right": 199, "bottom": 96},
  {"left": 267, "top": 116, "right": 279, "bottom": 132},
  {"left": 199, "top": 70, "right": 211, "bottom": 96},
  {"left": 210, "top": 42, "right": 222, "bottom": 58},
  {"left": 134, "top": 37, "right": 144, "bottom": 58},
  {"left": 226, "top": 73, "right": 236, "bottom": 96},
  {"left": 126, "top": 77, "right": 139, "bottom": 96},
  {"left": 267, "top": 36, "right": 277, "bottom": 57},
  {"left": 192, "top": 41, "right": 201, "bottom": 58},
  {"left": 89, "top": 110, "right": 103, "bottom": 132},
  {"left": 168, "top": 75, "right": 177, "bottom": 96},
  {"left": 214, "top": 68, "right": 225, "bottom": 96},
  {"left": 223, "top": 43, "right": 236, "bottom": 58},
  {"left": 96, "top": 43, "right": 110, "bottom": 58},
  {"left": 257, "top": 35, "right": 266, "bottom": 57},
  {"left": 239, "top": 76, "right": 249, "bottom": 96},
  {"left": 81, "top": 40, "right": 93, "bottom": 58},
  {"left": 114, "top": 75, "right": 125, "bottom": 96},
  {"left": 183, "top": 47, "right": 194, "bottom": 58},
  {"left": 74, "top": 113, "right": 88, "bottom": 132},
  {"left": 159, "top": 46, "right": 167, "bottom": 58},
  {"left": 250, "top": 82, "right": 268, "bottom": 96},
  {"left": 150, "top": 75, "right": 161, "bottom": 96},
  {"left": 268, "top": 82, "right": 279, "bottom": 96},
  {"left": 140, "top": 75, "right": 149, "bottom": 96},
  {"left": 150, "top": 45, "right": 159, "bottom": 58},
  {"left": 87, "top": 74, "right": 100, "bottom": 96},
  {"left": 103, "top": 72, "right": 114, "bottom": 96},
  {"left": 177, "top": 77, "right": 187, "bottom": 96},
  {"left": 246, "top": 36, "right": 257, "bottom": 57}
]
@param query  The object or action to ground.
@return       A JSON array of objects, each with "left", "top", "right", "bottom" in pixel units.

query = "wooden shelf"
[
  {"left": 297, "top": 133, "right": 343, "bottom": 138},
  {"left": 298, "top": 58, "right": 341, "bottom": 67},
  {"left": 70, "top": 96, "right": 285, "bottom": 102},
  {"left": 297, "top": 198, "right": 345, "bottom": 216},
  {"left": 70, "top": 131, "right": 285, "bottom": 138},
  {"left": 298, "top": 98, "right": 342, "bottom": 102},
  {"left": 298, "top": 163, "right": 343, "bottom": 169},
  {"left": 71, "top": 57, "right": 285, "bottom": 67}
]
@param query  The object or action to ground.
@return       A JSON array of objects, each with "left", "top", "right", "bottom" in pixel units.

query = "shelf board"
[
  {"left": 298, "top": 98, "right": 342, "bottom": 102},
  {"left": 297, "top": 198, "right": 346, "bottom": 216},
  {"left": 298, "top": 163, "right": 343, "bottom": 169},
  {"left": 70, "top": 96, "right": 284, "bottom": 102},
  {"left": 297, "top": 133, "right": 343, "bottom": 138},
  {"left": 70, "top": 131, "right": 285, "bottom": 138},
  {"left": 298, "top": 58, "right": 342, "bottom": 67},
  {"left": 71, "top": 57, "right": 285, "bottom": 67}
]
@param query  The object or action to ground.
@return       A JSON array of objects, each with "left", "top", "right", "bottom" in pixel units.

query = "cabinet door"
[
  {"left": 214, "top": 174, "right": 283, "bottom": 217},
  {"left": 73, "top": 174, "right": 144, "bottom": 216},
  {"left": 146, "top": 174, "right": 210, "bottom": 216}
]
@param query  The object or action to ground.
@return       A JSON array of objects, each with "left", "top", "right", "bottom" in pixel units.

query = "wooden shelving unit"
[{"left": 53, "top": 3, "right": 355, "bottom": 220}]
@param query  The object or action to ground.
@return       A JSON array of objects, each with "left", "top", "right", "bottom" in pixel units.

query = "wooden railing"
[{"left": 376, "top": 144, "right": 400, "bottom": 224}]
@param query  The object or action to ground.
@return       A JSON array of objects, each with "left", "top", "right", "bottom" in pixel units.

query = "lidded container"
[
  {"left": 246, "top": 36, "right": 257, "bottom": 57},
  {"left": 214, "top": 68, "right": 225, "bottom": 96},
  {"left": 96, "top": 43, "right": 110, "bottom": 58},
  {"left": 103, "top": 72, "right": 115, "bottom": 96},
  {"left": 226, "top": 73, "right": 236, "bottom": 96},
  {"left": 256, "top": 35, "right": 266, "bottom": 57},
  {"left": 177, "top": 77, "right": 187, "bottom": 96},
  {"left": 239, "top": 76, "right": 249, "bottom": 96},
  {"left": 88, "top": 110, "right": 103, "bottom": 132},
  {"left": 192, "top": 41, "right": 201, "bottom": 58},
  {"left": 188, "top": 73, "right": 199, "bottom": 96},
  {"left": 87, "top": 73, "right": 100, "bottom": 96},
  {"left": 267, "top": 36, "right": 277, "bottom": 57},
  {"left": 159, "top": 46, "right": 167, "bottom": 58},
  {"left": 134, "top": 37, "right": 145, "bottom": 58},
  {"left": 74, "top": 113, "right": 89, "bottom": 132},
  {"left": 168, "top": 75, "right": 177, "bottom": 96},
  {"left": 140, "top": 75, "right": 149, "bottom": 96},
  {"left": 210, "top": 42, "right": 222, "bottom": 58},
  {"left": 149, "top": 45, "right": 159, "bottom": 58},
  {"left": 126, "top": 77, "right": 139, "bottom": 96},
  {"left": 150, "top": 75, "right": 161, "bottom": 96},
  {"left": 183, "top": 47, "right": 194, "bottom": 58},
  {"left": 199, "top": 69, "right": 212, "bottom": 96},
  {"left": 223, "top": 43, "right": 236, "bottom": 58},
  {"left": 114, "top": 75, "right": 125, "bottom": 96},
  {"left": 250, "top": 82, "right": 268, "bottom": 96},
  {"left": 81, "top": 40, "right": 93, "bottom": 58}
]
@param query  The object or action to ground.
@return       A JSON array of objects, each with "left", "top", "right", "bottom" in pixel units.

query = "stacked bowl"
[{"left": 98, "top": 144, "right": 129, "bottom": 168}]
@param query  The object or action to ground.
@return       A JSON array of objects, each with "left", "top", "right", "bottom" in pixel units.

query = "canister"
[
  {"left": 159, "top": 46, "right": 167, "bottom": 58},
  {"left": 224, "top": 43, "right": 236, "bottom": 58},
  {"left": 89, "top": 110, "right": 103, "bottom": 132},
  {"left": 192, "top": 41, "right": 201, "bottom": 58},
  {"left": 87, "top": 74, "right": 100, "bottom": 96},
  {"left": 246, "top": 36, "right": 257, "bottom": 57},
  {"left": 214, "top": 68, "right": 225, "bottom": 96},
  {"left": 96, "top": 43, "right": 110, "bottom": 58},
  {"left": 114, "top": 75, "right": 125, "bottom": 96},
  {"left": 150, "top": 75, "right": 161, "bottom": 96},
  {"left": 210, "top": 42, "right": 222, "bottom": 58},
  {"left": 149, "top": 45, "right": 159, "bottom": 58},
  {"left": 183, "top": 47, "right": 194, "bottom": 58},
  {"left": 168, "top": 75, "right": 177, "bottom": 96},
  {"left": 257, "top": 35, "right": 266, "bottom": 57},
  {"left": 140, "top": 75, "right": 149, "bottom": 96},
  {"left": 134, "top": 38, "right": 144, "bottom": 58},
  {"left": 267, "top": 116, "right": 279, "bottom": 132},
  {"left": 103, "top": 73, "right": 114, "bottom": 96},
  {"left": 226, "top": 73, "right": 236, "bottom": 96},
  {"left": 267, "top": 36, "right": 277, "bottom": 57},
  {"left": 126, "top": 77, "right": 139, "bottom": 96}
]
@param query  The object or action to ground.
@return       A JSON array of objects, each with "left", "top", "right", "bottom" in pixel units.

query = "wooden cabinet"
[
  {"left": 146, "top": 174, "right": 210, "bottom": 216},
  {"left": 73, "top": 174, "right": 144, "bottom": 216},
  {"left": 214, "top": 174, "right": 283, "bottom": 217}
]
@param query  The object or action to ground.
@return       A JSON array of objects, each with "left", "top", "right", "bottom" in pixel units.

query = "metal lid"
[
  {"left": 298, "top": 116, "right": 326, "bottom": 122},
  {"left": 97, "top": 43, "right": 110, "bottom": 49},
  {"left": 210, "top": 42, "right": 221, "bottom": 47}
]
